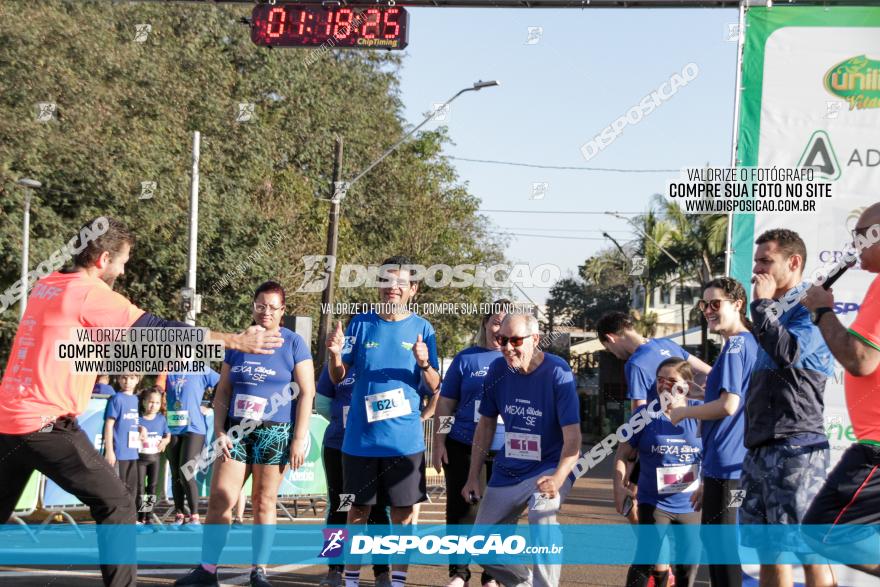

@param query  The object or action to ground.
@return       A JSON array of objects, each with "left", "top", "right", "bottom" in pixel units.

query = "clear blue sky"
[{"left": 397, "top": 7, "right": 739, "bottom": 304}]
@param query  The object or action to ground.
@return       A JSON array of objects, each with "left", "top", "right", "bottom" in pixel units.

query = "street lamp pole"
[
  {"left": 16, "top": 178, "right": 41, "bottom": 321},
  {"left": 316, "top": 80, "right": 500, "bottom": 366}
]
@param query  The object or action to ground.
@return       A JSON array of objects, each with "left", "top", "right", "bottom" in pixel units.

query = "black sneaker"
[
  {"left": 250, "top": 566, "right": 273, "bottom": 587},
  {"left": 174, "top": 565, "right": 219, "bottom": 586}
]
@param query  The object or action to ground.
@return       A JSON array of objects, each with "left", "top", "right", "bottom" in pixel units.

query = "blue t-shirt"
[
  {"left": 626, "top": 339, "right": 690, "bottom": 402},
  {"left": 166, "top": 370, "right": 220, "bottom": 435},
  {"left": 341, "top": 312, "right": 439, "bottom": 457},
  {"left": 224, "top": 327, "right": 311, "bottom": 425},
  {"left": 479, "top": 354, "right": 580, "bottom": 487},
  {"left": 139, "top": 413, "right": 170, "bottom": 457},
  {"left": 629, "top": 403, "right": 702, "bottom": 513},
  {"left": 104, "top": 393, "right": 140, "bottom": 461},
  {"left": 440, "top": 346, "right": 505, "bottom": 451},
  {"left": 92, "top": 382, "right": 115, "bottom": 396},
  {"left": 702, "top": 332, "right": 758, "bottom": 479},
  {"left": 317, "top": 366, "right": 357, "bottom": 451}
]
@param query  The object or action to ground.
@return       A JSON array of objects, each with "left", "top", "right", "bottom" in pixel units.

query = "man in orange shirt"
[
  {"left": 0, "top": 217, "right": 283, "bottom": 586},
  {"left": 803, "top": 203, "right": 880, "bottom": 579}
]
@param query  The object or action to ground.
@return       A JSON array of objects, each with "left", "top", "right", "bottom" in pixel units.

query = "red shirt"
[
  {"left": 0, "top": 271, "right": 144, "bottom": 434},
  {"left": 846, "top": 273, "right": 880, "bottom": 443}
]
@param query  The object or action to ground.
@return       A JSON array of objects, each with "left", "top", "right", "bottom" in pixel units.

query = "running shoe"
[
  {"left": 319, "top": 570, "right": 344, "bottom": 587},
  {"left": 174, "top": 565, "right": 219, "bottom": 586},
  {"left": 374, "top": 572, "right": 394, "bottom": 587},
  {"left": 445, "top": 577, "right": 467, "bottom": 587},
  {"left": 249, "top": 566, "right": 272, "bottom": 587}
]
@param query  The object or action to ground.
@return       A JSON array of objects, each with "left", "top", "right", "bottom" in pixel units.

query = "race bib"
[
  {"left": 365, "top": 388, "right": 411, "bottom": 423},
  {"left": 342, "top": 405, "right": 350, "bottom": 429},
  {"left": 656, "top": 464, "right": 700, "bottom": 495},
  {"left": 233, "top": 394, "right": 268, "bottom": 420},
  {"left": 505, "top": 432, "right": 541, "bottom": 461},
  {"left": 140, "top": 434, "right": 161, "bottom": 455},
  {"left": 128, "top": 430, "right": 141, "bottom": 449},
  {"left": 167, "top": 410, "right": 189, "bottom": 427}
]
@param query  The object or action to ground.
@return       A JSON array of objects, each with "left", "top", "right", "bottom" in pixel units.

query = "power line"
[
  {"left": 489, "top": 231, "right": 607, "bottom": 241},
  {"left": 498, "top": 227, "right": 634, "bottom": 234},
  {"left": 450, "top": 157, "right": 679, "bottom": 173}
]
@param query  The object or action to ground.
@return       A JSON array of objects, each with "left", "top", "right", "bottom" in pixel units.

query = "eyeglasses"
[
  {"left": 495, "top": 335, "right": 531, "bottom": 348},
  {"left": 253, "top": 302, "right": 284, "bottom": 314},
  {"left": 696, "top": 298, "right": 734, "bottom": 313}
]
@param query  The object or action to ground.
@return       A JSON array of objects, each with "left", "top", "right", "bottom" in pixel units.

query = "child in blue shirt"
[
  {"left": 103, "top": 373, "right": 142, "bottom": 503},
  {"left": 138, "top": 387, "right": 170, "bottom": 524}
]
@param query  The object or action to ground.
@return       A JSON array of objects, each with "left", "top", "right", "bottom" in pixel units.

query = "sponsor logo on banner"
[
  {"left": 319, "top": 528, "right": 348, "bottom": 558},
  {"left": 797, "top": 130, "right": 841, "bottom": 180},
  {"left": 824, "top": 55, "right": 880, "bottom": 110}
]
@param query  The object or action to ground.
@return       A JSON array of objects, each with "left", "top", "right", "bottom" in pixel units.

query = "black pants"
[
  {"left": 701, "top": 477, "right": 742, "bottom": 587},
  {"left": 137, "top": 456, "right": 160, "bottom": 522},
  {"left": 444, "top": 437, "right": 495, "bottom": 584},
  {"left": 0, "top": 417, "right": 137, "bottom": 586},
  {"left": 625, "top": 503, "right": 700, "bottom": 587},
  {"left": 166, "top": 433, "right": 204, "bottom": 516},
  {"left": 117, "top": 459, "right": 139, "bottom": 506},
  {"left": 323, "top": 444, "right": 390, "bottom": 576}
]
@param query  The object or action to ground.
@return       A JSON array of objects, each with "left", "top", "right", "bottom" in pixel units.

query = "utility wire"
[{"left": 450, "top": 156, "right": 679, "bottom": 173}]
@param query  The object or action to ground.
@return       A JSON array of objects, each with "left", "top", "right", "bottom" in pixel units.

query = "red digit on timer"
[
  {"left": 266, "top": 6, "right": 286, "bottom": 39},
  {"left": 361, "top": 8, "right": 380, "bottom": 39},
  {"left": 333, "top": 8, "right": 354, "bottom": 39},
  {"left": 295, "top": 9, "right": 306, "bottom": 36},
  {"left": 382, "top": 7, "right": 401, "bottom": 40}
]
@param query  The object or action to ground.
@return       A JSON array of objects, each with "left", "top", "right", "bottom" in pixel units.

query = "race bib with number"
[
  {"left": 128, "top": 430, "right": 141, "bottom": 449},
  {"left": 364, "top": 388, "right": 411, "bottom": 423},
  {"left": 233, "top": 394, "right": 268, "bottom": 420},
  {"left": 140, "top": 435, "right": 161, "bottom": 454},
  {"left": 505, "top": 432, "right": 541, "bottom": 461},
  {"left": 656, "top": 464, "right": 700, "bottom": 495},
  {"left": 342, "top": 405, "right": 350, "bottom": 429},
  {"left": 167, "top": 410, "right": 189, "bottom": 427}
]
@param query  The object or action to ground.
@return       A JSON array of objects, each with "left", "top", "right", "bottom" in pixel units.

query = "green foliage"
[
  {"left": 546, "top": 248, "right": 630, "bottom": 331},
  {"left": 0, "top": 1, "right": 504, "bottom": 359}
]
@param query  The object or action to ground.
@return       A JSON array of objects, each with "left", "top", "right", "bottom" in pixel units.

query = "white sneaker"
[{"left": 445, "top": 577, "right": 468, "bottom": 587}]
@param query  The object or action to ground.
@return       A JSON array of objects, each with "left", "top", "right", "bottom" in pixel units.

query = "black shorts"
[
  {"left": 342, "top": 452, "right": 427, "bottom": 507},
  {"left": 803, "top": 442, "right": 880, "bottom": 543}
]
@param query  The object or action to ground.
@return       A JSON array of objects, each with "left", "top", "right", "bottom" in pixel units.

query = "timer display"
[{"left": 251, "top": 4, "right": 409, "bottom": 50}]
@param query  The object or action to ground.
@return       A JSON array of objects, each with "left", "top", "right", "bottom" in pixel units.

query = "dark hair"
[
  {"left": 704, "top": 277, "right": 753, "bottom": 332},
  {"left": 596, "top": 311, "right": 635, "bottom": 343},
  {"left": 381, "top": 255, "right": 415, "bottom": 268},
  {"left": 755, "top": 228, "right": 807, "bottom": 268},
  {"left": 139, "top": 386, "right": 165, "bottom": 415},
  {"left": 74, "top": 217, "right": 134, "bottom": 268},
  {"left": 253, "top": 280, "right": 286, "bottom": 306},
  {"left": 478, "top": 298, "right": 512, "bottom": 347},
  {"left": 656, "top": 356, "right": 693, "bottom": 381}
]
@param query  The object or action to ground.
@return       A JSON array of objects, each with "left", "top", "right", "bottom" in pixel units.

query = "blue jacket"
[{"left": 744, "top": 299, "right": 834, "bottom": 449}]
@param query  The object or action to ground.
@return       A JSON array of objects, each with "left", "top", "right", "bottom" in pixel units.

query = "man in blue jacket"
[{"left": 742, "top": 229, "right": 836, "bottom": 587}]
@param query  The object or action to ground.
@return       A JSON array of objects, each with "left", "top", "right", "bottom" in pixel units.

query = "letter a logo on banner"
[{"left": 797, "top": 130, "right": 841, "bottom": 180}]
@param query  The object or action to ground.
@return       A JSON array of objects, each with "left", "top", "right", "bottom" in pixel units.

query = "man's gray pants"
[{"left": 474, "top": 473, "right": 573, "bottom": 587}]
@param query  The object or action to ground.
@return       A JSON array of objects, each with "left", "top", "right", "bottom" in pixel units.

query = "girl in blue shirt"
[
  {"left": 433, "top": 300, "right": 510, "bottom": 587},
  {"left": 176, "top": 281, "right": 315, "bottom": 587},
  {"left": 137, "top": 387, "right": 170, "bottom": 525},
  {"left": 615, "top": 357, "right": 703, "bottom": 587}
]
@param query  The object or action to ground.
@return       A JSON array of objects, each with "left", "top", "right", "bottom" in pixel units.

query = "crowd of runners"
[{"left": 0, "top": 205, "right": 878, "bottom": 587}]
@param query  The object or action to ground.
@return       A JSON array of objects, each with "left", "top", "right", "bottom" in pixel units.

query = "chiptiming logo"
[{"left": 319, "top": 528, "right": 348, "bottom": 558}]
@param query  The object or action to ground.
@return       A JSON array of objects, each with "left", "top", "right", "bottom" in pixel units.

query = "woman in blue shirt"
[
  {"left": 432, "top": 300, "right": 510, "bottom": 587},
  {"left": 669, "top": 277, "right": 757, "bottom": 587},
  {"left": 614, "top": 357, "right": 702, "bottom": 587},
  {"left": 176, "top": 281, "right": 315, "bottom": 587}
]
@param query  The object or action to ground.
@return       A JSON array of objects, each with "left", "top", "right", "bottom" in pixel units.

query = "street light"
[
  {"left": 316, "top": 80, "right": 500, "bottom": 366},
  {"left": 16, "top": 178, "right": 41, "bottom": 321}
]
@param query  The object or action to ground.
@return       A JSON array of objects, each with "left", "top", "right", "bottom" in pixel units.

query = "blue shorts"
[
  {"left": 740, "top": 442, "right": 829, "bottom": 553},
  {"left": 228, "top": 421, "right": 292, "bottom": 466}
]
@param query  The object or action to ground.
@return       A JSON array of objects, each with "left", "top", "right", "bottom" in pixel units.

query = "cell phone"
[
  {"left": 468, "top": 491, "right": 480, "bottom": 505},
  {"left": 622, "top": 495, "right": 634, "bottom": 517}
]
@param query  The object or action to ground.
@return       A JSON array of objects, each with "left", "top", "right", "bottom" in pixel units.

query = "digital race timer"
[{"left": 251, "top": 4, "right": 409, "bottom": 50}]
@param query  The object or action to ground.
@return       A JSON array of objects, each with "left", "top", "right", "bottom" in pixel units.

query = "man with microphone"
[{"left": 802, "top": 203, "right": 880, "bottom": 579}]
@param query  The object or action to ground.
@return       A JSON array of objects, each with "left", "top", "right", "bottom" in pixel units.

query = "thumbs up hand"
[
  {"left": 327, "top": 321, "right": 345, "bottom": 357},
  {"left": 412, "top": 333, "right": 429, "bottom": 369}
]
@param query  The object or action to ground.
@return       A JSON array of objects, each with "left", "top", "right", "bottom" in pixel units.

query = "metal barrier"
[{"left": 423, "top": 418, "right": 445, "bottom": 489}]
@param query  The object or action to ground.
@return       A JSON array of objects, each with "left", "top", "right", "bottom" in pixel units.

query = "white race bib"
[
  {"left": 233, "top": 394, "right": 268, "bottom": 420},
  {"left": 656, "top": 464, "right": 700, "bottom": 495},
  {"left": 364, "top": 388, "right": 411, "bottom": 423},
  {"left": 140, "top": 434, "right": 161, "bottom": 455},
  {"left": 128, "top": 430, "right": 141, "bottom": 449},
  {"left": 504, "top": 432, "right": 541, "bottom": 461},
  {"left": 342, "top": 405, "right": 350, "bottom": 429},
  {"left": 167, "top": 410, "right": 189, "bottom": 427}
]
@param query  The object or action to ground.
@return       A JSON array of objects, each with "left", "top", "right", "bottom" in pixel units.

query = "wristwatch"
[{"left": 811, "top": 307, "right": 834, "bottom": 325}]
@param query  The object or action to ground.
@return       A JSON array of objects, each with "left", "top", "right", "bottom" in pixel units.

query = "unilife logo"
[{"left": 319, "top": 528, "right": 348, "bottom": 558}]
